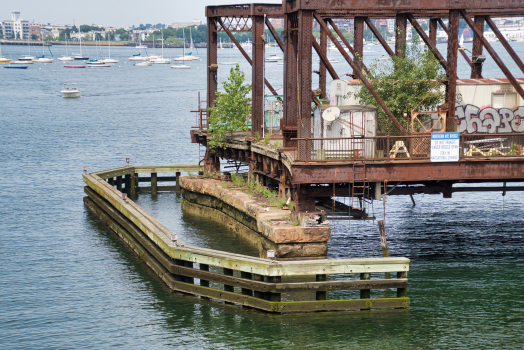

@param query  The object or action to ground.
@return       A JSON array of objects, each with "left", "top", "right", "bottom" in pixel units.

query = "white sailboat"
[
  {"left": 188, "top": 28, "right": 199, "bottom": 59},
  {"left": 150, "top": 28, "right": 171, "bottom": 64},
  {"left": 147, "top": 35, "right": 160, "bottom": 59},
  {"left": 171, "top": 30, "right": 191, "bottom": 69},
  {"left": 19, "top": 37, "right": 35, "bottom": 61},
  {"left": 459, "top": 32, "right": 465, "bottom": 48},
  {"left": 73, "top": 34, "right": 89, "bottom": 60},
  {"left": 33, "top": 41, "right": 54, "bottom": 63},
  {"left": 173, "top": 29, "right": 197, "bottom": 61},
  {"left": 219, "top": 37, "right": 224, "bottom": 50},
  {"left": 265, "top": 36, "right": 282, "bottom": 61},
  {"left": 129, "top": 38, "right": 148, "bottom": 61},
  {"left": 220, "top": 40, "right": 239, "bottom": 65},
  {"left": 101, "top": 36, "right": 118, "bottom": 63},
  {"left": 0, "top": 42, "right": 12, "bottom": 63},
  {"left": 58, "top": 36, "right": 74, "bottom": 61}
]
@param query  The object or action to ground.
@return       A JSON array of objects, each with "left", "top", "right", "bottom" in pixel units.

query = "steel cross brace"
[
  {"left": 461, "top": 11, "right": 524, "bottom": 101},
  {"left": 363, "top": 18, "right": 394, "bottom": 57},
  {"left": 437, "top": 19, "right": 474, "bottom": 71},
  {"left": 485, "top": 16, "right": 524, "bottom": 75},
  {"left": 313, "top": 12, "right": 408, "bottom": 135},
  {"left": 217, "top": 17, "right": 279, "bottom": 97},
  {"left": 312, "top": 38, "right": 339, "bottom": 80},
  {"left": 407, "top": 14, "right": 447, "bottom": 70}
]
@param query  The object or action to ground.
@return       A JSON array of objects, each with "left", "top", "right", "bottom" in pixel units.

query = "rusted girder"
[
  {"left": 445, "top": 10, "right": 460, "bottom": 132},
  {"left": 429, "top": 18, "right": 438, "bottom": 47},
  {"left": 319, "top": 24, "right": 328, "bottom": 99},
  {"left": 471, "top": 16, "right": 484, "bottom": 79},
  {"left": 364, "top": 17, "right": 394, "bottom": 57},
  {"left": 265, "top": 17, "right": 284, "bottom": 52},
  {"left": 290, "top": 160, "right": 524, "bottom": 184},
  {"left": 485, "top": 16, "right": 524, "bottom": 75},
  {"left": 216, "top": 17, "right": 279, "bottom": 97},
  {"left": 461, "top": 11, "right": 524, "bottom": 101},
  {"left": 252, "top": 15, "right": 265, "bottom": 137},
  {"left": 312, "top": 38, "right": 339, "bottom": 80},
  {"left": 437, "top": 18, "right": 473, "bottom": 71},
  {"left": 314, "top": 12, "right": 408, "bottom": 136},
  {"left": 407, "top": 14, "right": 447, "bottom": 70},
  {"left": 395, "top": 14, "right": 407, "bottom": 58},
  {"left": 207, "top": 4, "right": 283, "bottom": 18},
  {"left": 207, "top": 17, "right": 218, "bottom": 110},
  {"left": 354, "top": 17, "right": 365, "bottom": 75}
]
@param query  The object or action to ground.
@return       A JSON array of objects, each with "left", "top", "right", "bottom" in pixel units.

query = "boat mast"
[{"left": 183, "top": 29, "right": 186, "bottom": 57}]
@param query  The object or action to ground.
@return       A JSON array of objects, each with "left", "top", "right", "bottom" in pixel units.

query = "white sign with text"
[{"left": 431, "top": 132, "right": 459, "bottom": 162}]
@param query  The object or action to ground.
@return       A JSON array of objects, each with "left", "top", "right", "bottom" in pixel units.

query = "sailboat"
[
  {"left": 147, "top": 35, "right": 160, "bottom": 59},
  {"left": 33, "top": 41, "right": 54, "bottom": 63},
  {"left": 150, "top": 28, "right": 171, "bottom": 64},
  {"left": 173, "top": 29, "right": 196, "bottom": 61},
  {"left": 219, "top": 37, "right": 224, "bottom": 50},
  {"left": 220, "top": 40, "right": 239, "bottom": 65},
  {"left": 101, "top": 35, "right": 118, "bottom": 63},
  {"left": 188, "top": 28, "right": 199, "bottom": 59},
  {"left": 136, "top": 38, "right": 147, "bottom": 49},
  {"left": 459, "top": 32, "right": 465, "bottom": 48},
  {"left": 265, "top": 36, "right": 282, "bottom": 61},
  {"left": 73, "top": 34, "right": 89, "bottom": 60},
  {"left": 0, "top": 42, "right": 12, "bottom": 63},
  {"left": 58, "top": 36, "right": 74, "bottom": 61},
  {"left": 19, "top": 37, "right": 35, "bottom": 61},
  {"left": 171, "top": 30, "right": 191, "bottom": 69}
]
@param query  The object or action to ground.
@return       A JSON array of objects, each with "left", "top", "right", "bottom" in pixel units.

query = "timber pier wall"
[{"left": 82, "top": 164, "right": 410, "bottom": 313}]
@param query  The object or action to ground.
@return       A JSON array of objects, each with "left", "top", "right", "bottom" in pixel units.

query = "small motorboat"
[
  {"left": 11, "top": 60, "right": 34, "bottom": 64},
  {"left": 61, "top": 83, "right": 82, "bottom": 98},
  {"left": 64, "top": 65, "right": 86, "bottom": 68},
  {"left": 171, "top": 64, "right": 191, "bottom": 69},
  {"left": 58, "top": 56, "right": 74, "bottom": 61},
  {"left": 33, "top": 57, "right": 54, "bottom": 63},
  {"left": 100, "top": 58, "right": 119, "bottom": 64},
  {"left": 4, "top": 65, "right": 28, "bottom": 69},
  {"left": 74, "top": 56, "right": 89, "bottom": 60},
  {"left": 87, "top": 62, "right": 112, "bottom": 67},
  {"left": 134, "top": 61, "right": 152, "bottom": 66},
  {"left": 18, "top": 56, "right": 35, "bottom": 61}
]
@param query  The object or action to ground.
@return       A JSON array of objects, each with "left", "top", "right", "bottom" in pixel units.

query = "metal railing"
[{"left": 292, "top": 133, "right": 524, "bottom": 162}]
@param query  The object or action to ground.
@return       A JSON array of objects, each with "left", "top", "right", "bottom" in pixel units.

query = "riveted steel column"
[
  {"left": 471, "top": 16, "right": 485, "bottom": 79},
  {"left": 252, "top": 15, "right": 265, "bottom": 138},
  {"left": 446, "top": 10, "right": 460, "bottom": 132},
  {"left": 429, "top": 18, "right": 438, "bottom": 47},
  {"left": 319, "top": 23, "right": 328, "bottom": 99},
  {"left": 354, "top": 17, "right": 364, "bottom": 75},
  {"left": 207, "top": 16, "right": 218, "bottom": 110},
  {"left": 283, "top": 12, "right": 298, "bottom": 140},
  {"left": 297, "top": 10, "right": 313, "bottom": 140},
  {"left": 395, "top": 14, "right": 407, "bottom": 58}
]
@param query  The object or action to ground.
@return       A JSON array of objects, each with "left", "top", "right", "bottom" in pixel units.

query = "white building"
[
  {"left": 2, "top": 11, "right": 29, "bottom": 39},
  {"left": 387, "top": 19, "right": 395, "bottom": 33},
  {"left": 171, "top": 19, "right": 201, "bottom": 30}
]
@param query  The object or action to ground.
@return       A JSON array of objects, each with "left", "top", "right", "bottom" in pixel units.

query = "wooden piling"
[
  {"left": 241, "top": 272, "right": 253, "bottom": 296},
  {"left": 199, "top": 264, "right": 210, "bottom": 287},
  {"left": 378, "top": 220, "right": 391, "bottom": 279},
  {"left": 175, "top": 172, "right": 181, "bottom": 191},
  {"left": 116, "top": 176, "right": 123, "bottom": 192},
  {"left": 223, "top": 268, "right": 234, "bottom": 292},
  {"left": 184, "top": 261, "right": 194, "bottom": 284},
  {"left": 151, "top": 173, "right": 158, "bottom": 195},
  {"left": 253, "top": 274, "right": 265, "bottom": 299},
  {"left": 267, "top": 276, "right": 281, "bottom": 302},
  {"left": 360, "top": 273, "right": 371, "bottom": 299},
  {"left": 316, "top": 274, "right": 327, "bottom": 300},
  {"left": 130, "top": 173, "right": 137, "bottom": 197},
  {"left": 397, "top": 271, "right": 408, "bottom": 298}
]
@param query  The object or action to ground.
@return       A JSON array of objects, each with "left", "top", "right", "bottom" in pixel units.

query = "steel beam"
[
  {"left": 314, "top": 12, "right": 408, "bottom": 135},
  {"left": 290, "top": 160, "right": 524, "bottom": 184},
  {"left": 407, "top": 15, "right": 447, "bottom": 70},
  {"left": 297, "top": 10, "right": 313, "bottom": 141},
  {"left": 283, "top": 12, "right": 298, "bottom": 134},
  {"left": 395, "top": 14, "right": 407, "bottom": 58},
  {"left": 446, "top": 10, "right": 460, "bottom": 132},
  {"left": 485, "top": 16, "right": 524, "bottom": 75},
  {"left": 429, "top": 19, "right": 438, "bottom": 47},
  {"left": 207, "top": 17, "right": 218, "bottom": 110},
  {"left": 471, "top": 16, "right": 485, "bottom": 79},
  {"left": 217, "top": 17, "right": 279, "bottom": 97},
  {"left": 437, "top": 18, "right": 473, "bottom": 71},
  {"left": 265, "top": 17, "right": 284, "bottom": 52},
  {"left": 364, "top": 17, "right": 394, "bottom": 57},
  {"left": 206, "top": 4, "right": 283, "bottom": 18},
  {"left": 319, "top": 24, "right": 328, "bottom": 98},
  {"left": 312, "top": 38, "right": 339, "bottom": 81},
  {"left": 354, "top": 17, "right": 365, "bottom": 75},
  {"left": 252, "top": 15, "right": 265, "bottom": 137},
  {"left": 461, "top": 11, "right": 524, "bottom": 101}
]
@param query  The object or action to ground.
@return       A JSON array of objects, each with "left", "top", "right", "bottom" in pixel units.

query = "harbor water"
[{"left": 1, "top": 43, "right": 524, "bottom": 349}]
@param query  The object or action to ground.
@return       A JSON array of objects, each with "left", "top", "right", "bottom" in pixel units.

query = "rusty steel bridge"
[{"left": 191, "top": 0, "right": 524, "bottom": 216}]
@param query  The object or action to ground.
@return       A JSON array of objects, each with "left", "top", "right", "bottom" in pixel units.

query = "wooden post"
[
  {"left": 360, "top": 273, "right": 371, "bottom": 300},
  {"left": 130, "top": 173, "right": 137, "bottom": 197},
  {"left": 266, "top": 276, "right": 281, "bottom": 302},
  {"left": 184, "top": 261, "right": 194, "bottom": 284},
  {"left": 397, "top": 271, "right": 408, "bottom": 297},
  {"left": 378, "top": 220, "right": 391, "bottom": 279},
  {"left": 175, "top": 172, "right": 181, "bottom": 191},
  {"left": 223, "top": 268, "right": 234, "bottom": 293},
  {"left": 240, "top": 272, "right": 253, "bottom": 296},
  {"left": 116, "top": 176, "right": 123, "bottom": 192},
  {"left": 316, "top": 274, "right": 327, "bottom": 300},
  {"left": 151, "top": 172, "right": 158, "bottom": 195},
  {"left": 199, "top": 264, "right": 209, "bottom": 287},
  {"left": 253, "top": 274, "right": 265, "bottom": 299},
  {"left": 108, "top": 177, "right": 114, "bottom": 186},
  {"left": 173, "top": 260, "right": 185, "bottom": 281}
]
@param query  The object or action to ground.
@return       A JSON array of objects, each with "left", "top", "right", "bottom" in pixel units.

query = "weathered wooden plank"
[
  {"left": 83, "top": 172, "right": 410, "bottom": 276},
  {"left": 274, "top": 297, "right": 410, "bottom": 313},
  {"left": 92, "top": 166, "right": 135, "bottom": 179},
  {"left": 134, "top": 165, "right": 204, "bottom": 174}
]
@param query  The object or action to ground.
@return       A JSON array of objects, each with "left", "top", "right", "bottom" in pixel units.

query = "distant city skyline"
[{"left": 0, "top": 1, "right": 281, "bottom": 28}]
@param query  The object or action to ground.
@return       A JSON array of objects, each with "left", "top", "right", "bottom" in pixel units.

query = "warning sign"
[{"left": 430, "top": 132, "right": 459, "bottom": 162}]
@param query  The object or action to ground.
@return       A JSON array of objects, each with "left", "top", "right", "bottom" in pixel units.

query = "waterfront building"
[
  {"left": 170, "top": 19, "right": 201, "bottom": 29},
  {"left": 2, "top": 11, "right": 29, "bottom": 39},
  {"left": 29, "top": 24, "right": 41, "bottom": 40}
]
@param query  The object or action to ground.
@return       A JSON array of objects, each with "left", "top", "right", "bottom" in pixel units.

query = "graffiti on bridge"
[{"left": 456, "top": 105, "right": 524, "bottom": 134}]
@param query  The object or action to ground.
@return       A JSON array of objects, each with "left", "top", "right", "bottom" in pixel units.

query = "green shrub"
[
  {"left": 292, "top": 219, "right": 299, "bottom": 226},
  {"left": 263, "top": 134, "right": 270, "bottom": 146}
]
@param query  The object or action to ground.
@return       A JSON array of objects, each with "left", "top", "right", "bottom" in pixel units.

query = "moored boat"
[{"left": 61, "top": 83, "right": 82, "bottom": 98}]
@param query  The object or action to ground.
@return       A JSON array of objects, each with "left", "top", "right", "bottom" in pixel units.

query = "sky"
[{"left": 1, "top": 1, "right": 282, "bottom": 28}]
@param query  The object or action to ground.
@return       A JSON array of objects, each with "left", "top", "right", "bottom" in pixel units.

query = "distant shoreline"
[{"left": 0, "top": 39, "right": 208, "bottom": 48}]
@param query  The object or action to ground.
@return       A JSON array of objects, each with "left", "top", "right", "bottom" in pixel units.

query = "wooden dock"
[{"left": 83, "top": 165, "right": 410, "bottom": 313}]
